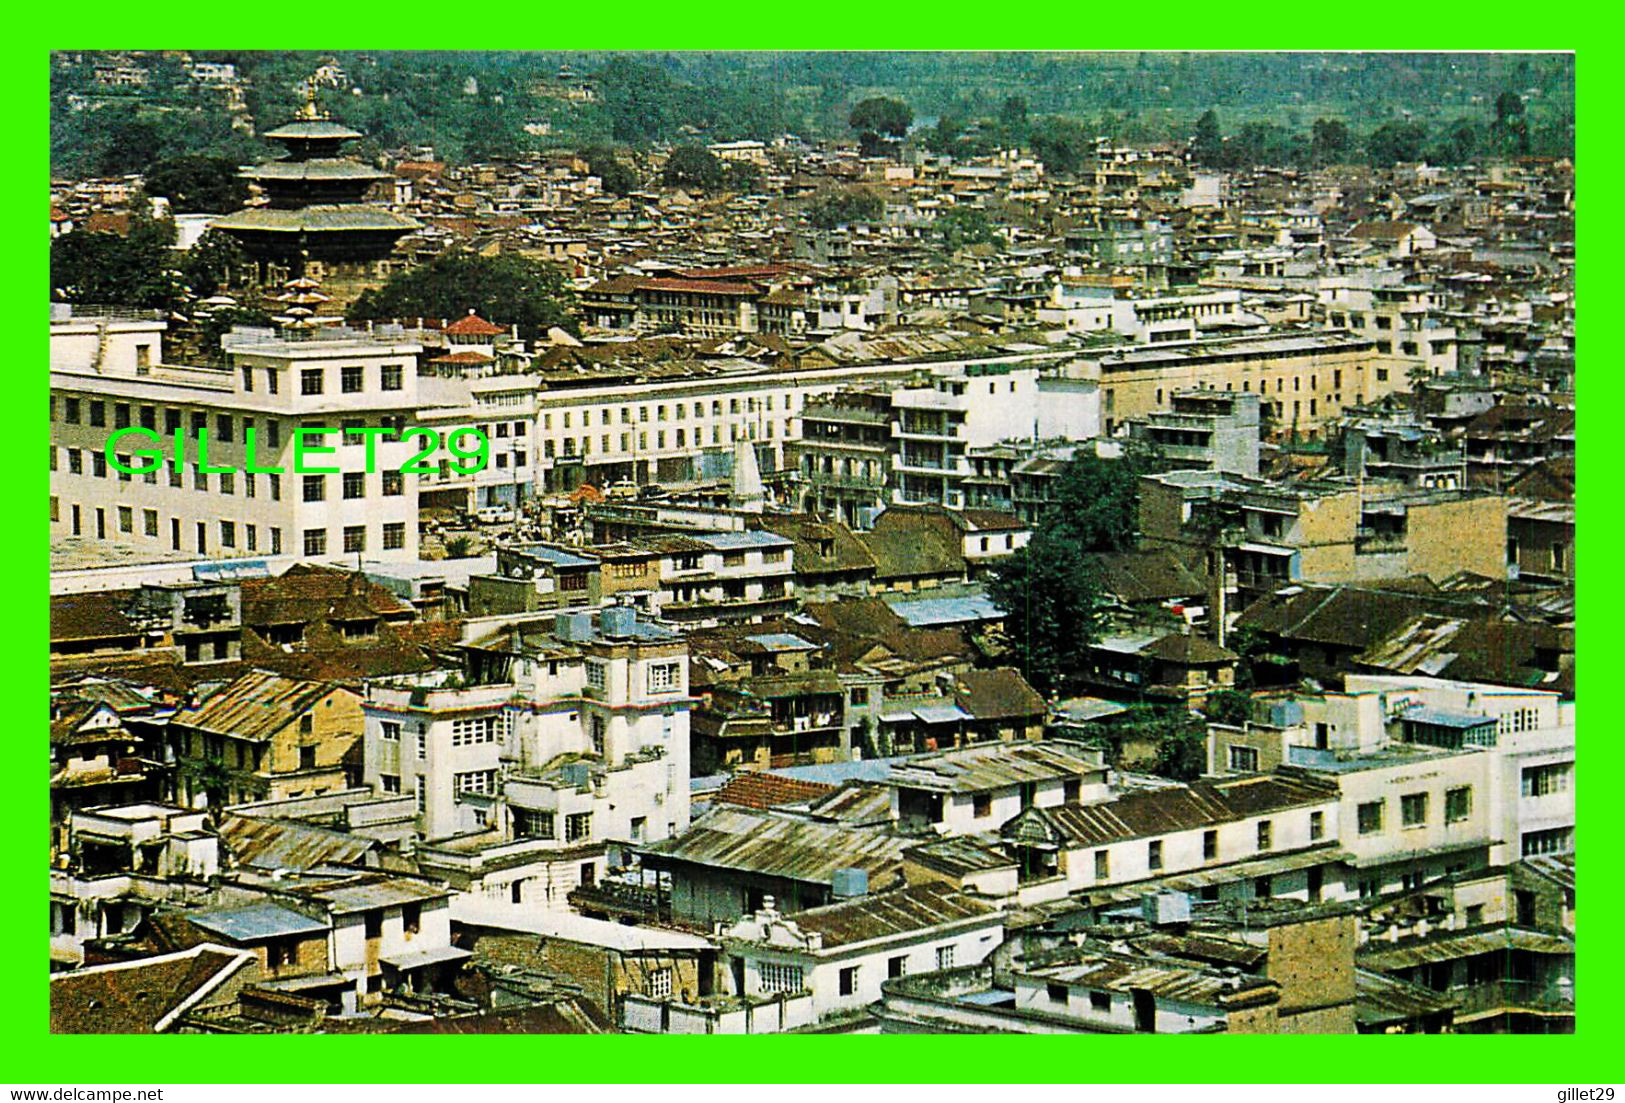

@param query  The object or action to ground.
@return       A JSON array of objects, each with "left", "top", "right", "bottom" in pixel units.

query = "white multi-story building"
[
  {"left": 51, "top": 309, "right": 425, "bottom": 562},
  {"left": 361, "top": 607, "right": 692, "bottom": 908},
  {"left": 1320, "top": 279, "right": 1459, "bottom": 379}
]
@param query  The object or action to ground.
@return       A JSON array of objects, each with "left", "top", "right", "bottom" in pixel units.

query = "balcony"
[{"left": 1452, "top": 979, "right": 1574, "bottom": 1021}]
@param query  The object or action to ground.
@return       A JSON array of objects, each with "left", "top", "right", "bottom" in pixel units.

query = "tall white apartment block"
[{"left": 51, "top": 309, "right": 425, "bottom": 562}]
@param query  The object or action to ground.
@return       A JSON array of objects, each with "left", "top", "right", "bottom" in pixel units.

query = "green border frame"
[{"left": 14, "top": 23, "right": 1607, "bottom": 1084}]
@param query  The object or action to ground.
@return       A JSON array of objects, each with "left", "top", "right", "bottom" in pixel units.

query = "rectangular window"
[
  {"left": 1148, "top": 840, "right": 1163, "bottom": 870},
  {"left": 268, "top": 473, "right": 281, "bottom": 500},
  {"left": 380, "top": 774, "right": 401, "bottom": 794},
  {"left": 343, "top": 472, "right": 365, "bottom": 499},
  {"left": 301, "top": 369, "right": 324, "bottom": 395},
  {"left": 117, "top": 506, "right": 133, "bottom": 533},
  {"left": 450, "top": 716, "right": 499, "bottom": 746},
  {"left": 1445, "top": 786, "right": 1472, "bottom": 823},
  {"left": 219, "top": 471, "right": 234, "bottom": 495},
  {"left": 341, "top": 526, "right": 365, "bottom": 554},
  {"left": 303, "top": 529, "right": 327, "bottom": 556},
  {"left": 1228, "top": 745, "right": 1259, "bottom": 773},
  {"left": 114, "top": 403, "right": 130, "bottom": 429},
  {"left": 838, "top": 966, "right": 859, "bottom": 997},
  {"left": 220, "top": 520, "right": 236, "bottom": 548},
  {"left": 382, "top": 522, "right": 406, "bottom": 550},
  {"left": 645, "top": 968, "right": 672, "bottom": 999},
  {"left": 888, "top": 956, "right": 907, "bottom": 979},
  {"left": 1401, "top": 793, "right": 1429, "bottom": 828},
  {"left": 935, "top": 945, "right": 956, "bottom": 970},
  {"left": 341, "top": 366, "right": 364, "bottom": 394},
  {"left": 1257, "top": 820, "right": 1273, "bottom": 851},
  {"left": 270, "top": 527, "right": 282, "bottom": 554},
  {"left": 453, "top": 769, "right": 497, "bottom": 795},
  {"left": 143, "top": 509, "right": 158, "bottom": 537},
  {"left": 647, "top": 661, "right": 681, "bottom": 694},
  {"left": 215, "top": 414, "right": 232, "bottom": 443},
  {"left": 1522, "top": 764, "right": 1571, "bottom": 797},
  {"left": 65, "top": 397, "right": 80, "bottom": 424},
  {"left": 1094, "top": 850, "right": 1110, "bottom": 880},
  {"left": 1521, "top": 827, "right": 1572, "bottom": 857},
  {"left": 382, "top": 470, "right": 404, "bottom": 496},
  {"left": 302, "top": 475, "right": 325, "bottom": 502},
  {"left": 515, "top": 810, "right": 555, "bottom": 839},
  {"left": 381, "top": 721, "right": 401, "bottom": 742},
  {"left": 973, "top": 792, "right": 992, "bottom": 819},
  {"left": 1357, "top": 800, "right": 1384, "bottom": 835},
  {"left": 565, "top": 812, "right": 593, "bottom": 841},
  {"left": 89, "top": 401, "right": 105, "bottom": 427},
  {"left": 381, "top": 365, "right": 403, "bottom": 391},
  {"left": 1203, "top": 829, "right": 1218, "bottom": 860},
  {"left": 1310, "top": 810, "right": 1325, "bottom": 840}
]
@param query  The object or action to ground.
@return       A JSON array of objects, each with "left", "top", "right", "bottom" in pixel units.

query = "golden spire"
[{"left": 297, "top": 75, "right": 323, "bottom": 121}]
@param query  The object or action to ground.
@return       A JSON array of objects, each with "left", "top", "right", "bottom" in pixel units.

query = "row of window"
[
  {"left": 513, "top": 809, "right": 595, "bottom": 842},
  {"left": 302, "top": 524, "right": 409, "bottom": 556},
  {"left": 546, "top": 395, "right": 797, "bottom": 432},
  {"left": 296, "top": 363, "right": 405, "bottom": 396},
  {"left": 56, "top": 400, "right": 288, "bottom": 449},
  {"left": 301, "top": 471, "right": 406, "bottom": 501},
  {"left": 53, "top": 499, "right": 289, "bottom": 554},
  {"left": 1093, "top": 812, "right": 1328, "bottom": 882},
  {"left": 1357, "top": 788, "right": 1474, "bottom": 834}
]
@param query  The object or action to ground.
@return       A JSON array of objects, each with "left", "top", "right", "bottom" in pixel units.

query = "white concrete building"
[
  {"left": 716, "top": 883, "right": 1006, "bottom": 1024},
  {"left": 51, "top": 309, "right": 425, "bottom": 562},
  {"left": 361, "top": 607, "right": 692, "bottom": 907}
]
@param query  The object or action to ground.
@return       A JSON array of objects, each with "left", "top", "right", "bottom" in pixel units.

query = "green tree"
[
  {"left": 348, "top": 252, "right": 576, "bottom": 344},
  {"left": 582, "top": 146, "right": 639, "bottom": 195},
  {"left": 1191, "top": 108, "right": 1224, "bottom": 167},
  {"left": 1495, "top": 90, "right": 1526, "bottom": 123},
  {"left": 661, "top": 144, "right": 724, "bottom": 192},
  {"left": 50, "top": 217, "right": 184, "bottom": 310},
  {"left": 1203, "top": 688, "right": 1252, "bottom": 727},
  {"left": 1309, "top": 118, "right": 1353, "bottom": 166},
  {"left": 999, "top": 95, "right": 1029, "bottom": 131},
  {"left": 144, "top": 155, "right": 249, "bottom": 214},
  {"left": 1041, "top": 450, "right": 1149, "bottom": 552},
  {"left": 986, "top": 526, "right": 1108, "bottom": 694},
  {"left": 807, "top": 187, "right": 884, "bottom": 229},
  {"left": 849, "top": 95, "right": 912, "bottom": 156},
  {"left": 936, "top": 206, "right": 996, "bottom": 251},
  {"left": 1028, "top": 116, "right": 1093, "bottom": 176},
  {"left": 1366, "top": 120, "right": 1429, "bottom": 166},
  {"left": 723, "top": 159, "right": 764, "bottom": 194},
  {"left": 1147, "top": 709, "right": 1210, "bottom": 781},
  {"left": 182, "top": 229, "right": 249, "bottom": 298}
]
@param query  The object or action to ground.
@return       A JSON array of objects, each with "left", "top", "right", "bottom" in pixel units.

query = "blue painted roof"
[
  {"left": 187, "top": 902, "right": 327, "bottom": 943},
  {"left": 883, "top": 593, "right": 1003, "bottom": 627}
]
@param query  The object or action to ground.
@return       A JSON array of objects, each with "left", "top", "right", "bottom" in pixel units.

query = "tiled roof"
[
  {"left": 50, "top": 590, "right": 141, "bottom": 644},
  {"left": 713, "top": 772, "right": 838, "bottom": 811},
  {"left": 50, "top": 945, "right": 254, "bottom": 1033},
  {"left": 444, "top": 312, "right": 506, "bottom": 336}
]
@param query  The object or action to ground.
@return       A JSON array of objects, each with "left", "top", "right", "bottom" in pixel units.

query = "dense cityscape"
[{"left": 47, "top": 51, "right": 1574, "bottom": 1035}]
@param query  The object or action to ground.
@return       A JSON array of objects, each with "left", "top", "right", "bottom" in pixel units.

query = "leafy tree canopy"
[
  {"left": 807, "top": 187, "right": 884, "bottom": 229},
  {"left": 143, "top": 155, "right": 249, "bottom": 214},
  {"left": 50, "top": 215, "right": 184, "bottom": 311},
  {"left": 848, "top": 95, "right": 912, "bottom": 138},
  {"left": 661, "top": 143, "right": 724, "bottom": 192},
  {"left": 348, "top": 252, "right": 575, "bottom": 344},
  {"left": 936, "top": 205, "right": 997, "bottom": 251}
]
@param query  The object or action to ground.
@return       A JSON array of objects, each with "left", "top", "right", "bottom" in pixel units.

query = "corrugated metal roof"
[
  {"left": 888, "top": 741, "right": 1105, "bottom": 794},
  {"left": 639, "top": 808, "right": 913, "bottom": 885},
  {"left": 1021, "top": 774, "right": 1336, "bottom": 848},
  {"left": 186, "top": 902, "right": 328, "bottom": 943},
  {"left": 780, "top": 882, "right": 1002, "bottom": 949},
  {"left": 1359, "top": 927, "right": 1573, "bottom": 971},
  {"left": 174, "top": 670, "right": 344, "bottom": 743}
]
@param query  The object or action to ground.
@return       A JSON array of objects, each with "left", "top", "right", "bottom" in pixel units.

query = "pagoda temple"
[{"left": 214, "top": 80, "right": 417, "bottom": 290}]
